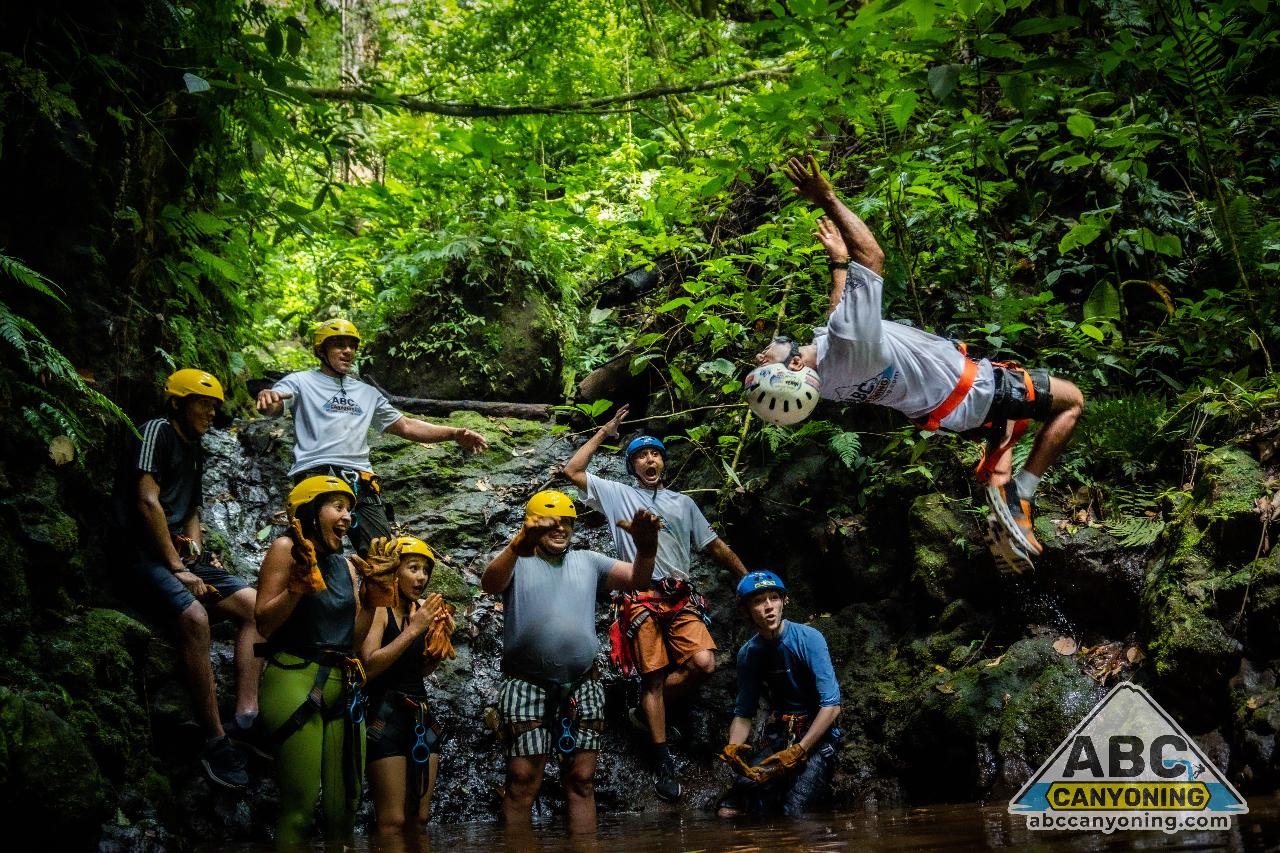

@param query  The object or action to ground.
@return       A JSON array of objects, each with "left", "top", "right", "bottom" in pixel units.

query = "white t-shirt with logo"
[
  {"left": 814, "top": 262, "right": 995, "bottom": 432},
  {"left": 272, "top": 370, "right": 404, "bottom": 475},
  {"left": 583, "top": 473, "right": 717, "bottom": 582}
]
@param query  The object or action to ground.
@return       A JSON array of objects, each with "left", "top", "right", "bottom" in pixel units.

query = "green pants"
[{"left": 260, "top": 654, "right": 365, "bottom": 847}]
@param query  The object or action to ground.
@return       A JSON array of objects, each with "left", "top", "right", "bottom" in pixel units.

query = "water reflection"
[{"left": 202, "top": 793, "right": 1280, "bottom": 851}]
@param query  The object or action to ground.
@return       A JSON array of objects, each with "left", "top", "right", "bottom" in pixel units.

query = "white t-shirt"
[
  {"left": 583, "top": 473, "right": 718, "bottom": 582},
  {"left": 814, "top": 262, "right": 995, "bottom": 432},
  {"left": 272, "top": 370, "right": 404, "bottom": 475}
]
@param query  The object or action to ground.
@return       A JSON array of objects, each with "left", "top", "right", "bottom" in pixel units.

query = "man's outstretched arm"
[
  {"left": 563, "top": 403, "right": 628, "bottom": 490},
  {"left": 784, "top": 154, "right": 884, "bottom": 275}
]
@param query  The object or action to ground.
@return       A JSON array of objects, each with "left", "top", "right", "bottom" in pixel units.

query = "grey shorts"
[
  {"left": 498, "top": 674, "right": 605, "bottom": 758},
  {"left": 962, "top": 366, "right": 1053, "bottom": 442},
  {"left": 127, "top": 554, "right": 248, "bottom": 620}
]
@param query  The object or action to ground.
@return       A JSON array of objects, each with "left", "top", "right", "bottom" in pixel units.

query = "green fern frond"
[
  {"left": 830, "top": 431, "right": 863, "bottom": 470},
  {"left": 0, "top": 251, "right": 68, "bottom": 309},
  {"left": 1103, "top": 514, "right": 1165, "bottom": 547}
]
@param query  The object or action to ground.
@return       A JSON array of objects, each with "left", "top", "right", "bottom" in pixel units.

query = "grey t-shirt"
[
  {"left": 584, "top": 473, "right": 717, "bottom": 582},
  {"left": 813, "top": 261, "right": 995, "bottom": 432},
  {"left": 272, "top": 370, "right": 404, "bottom": 475},
  {"left": 502, "top": 549, "right": 616, "bottom": 683}
]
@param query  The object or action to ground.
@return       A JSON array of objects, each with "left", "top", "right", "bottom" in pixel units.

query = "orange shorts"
[{"left": 631, "top": 603, "right": 716, "bottom": 675}]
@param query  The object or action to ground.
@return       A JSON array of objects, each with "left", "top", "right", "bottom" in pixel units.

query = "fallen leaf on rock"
[
  {"left": 475, "top": 478, "right": 492, "bottom": 492},
  {"left": 497, "top": 422, "right": 512, "bottom": 435},
  {"left": 48, "top": 435, "right": 74, "bottom": 465},
  {"left": 935, "top": 682, "right": 955, "bottom": 694},
  {"left": 1053, "top": 636, "right": 1079, "bottom": 656},
  {"left": 1125, "top": 646, "right": 1145, "bottom": 664},
  {"left": 934, "top": 664, "right": 948, "bottom": 673},
  {"left": 984, "top": 654, "right": 1005, "bottom": 668}
]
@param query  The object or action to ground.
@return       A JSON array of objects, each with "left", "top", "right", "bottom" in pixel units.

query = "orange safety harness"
[
  {"left": 608, "top": 579, "right": 709, "bottom": 677},
  {"left": 914, "top": 341, "right": 1036, "bottom": 484}
]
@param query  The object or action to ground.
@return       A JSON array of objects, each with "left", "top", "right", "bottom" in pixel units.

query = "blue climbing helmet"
[
  {"left": 736, "top": 570, "right": 787, "bottom": 602},
  {"left": 625, "top": 435, "right": 667, "bottom": 475}
]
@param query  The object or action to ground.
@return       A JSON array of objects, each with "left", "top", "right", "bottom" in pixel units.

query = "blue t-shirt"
[{"left": 734, "top": 621, "right": 841, "bottom": 719}]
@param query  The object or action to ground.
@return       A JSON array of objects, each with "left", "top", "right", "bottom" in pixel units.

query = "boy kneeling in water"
[{"left": 718, "top": 571, "right": 841, "bottom": 817}]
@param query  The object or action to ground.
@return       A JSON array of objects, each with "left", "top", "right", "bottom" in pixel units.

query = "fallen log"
[{"left": 387, "top": 396, "right": 553, "bottom": 420}]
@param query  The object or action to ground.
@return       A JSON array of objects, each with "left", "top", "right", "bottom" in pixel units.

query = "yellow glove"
[
  {"left": 718, "top": 742, "right": 755, "bottom": 778},
  {"left": 355, "top": 537, "right": 402, "bottom": 608},
  {"left": 424, "top": 600, "right": 457, "bottom": 661},
  {"left": 288, "top": 519, "right": 327, "bottom": 594},
  {"left": 746, "top": 743, "right": 807, "bottom": 783}
]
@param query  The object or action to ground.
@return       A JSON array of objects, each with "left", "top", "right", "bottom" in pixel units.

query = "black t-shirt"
[{"left": 116, "top": 417, "right": 203, "bottom": 544}]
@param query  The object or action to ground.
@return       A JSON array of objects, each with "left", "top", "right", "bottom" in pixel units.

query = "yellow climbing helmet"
[
  {"left": 525, "top": 490, "right": 577, "bottom": 521},
  {"left": 313, "top": 318, "right": 361, "bottom": 349},
  {"left": 286, "top": 475, "right": 355, "bottom": 519},
  {"left": 396, "top": 536, "right": 438, "bottom": 567},
  {"left": 164, "top": 369, "right": 225, "bottom": 402}
]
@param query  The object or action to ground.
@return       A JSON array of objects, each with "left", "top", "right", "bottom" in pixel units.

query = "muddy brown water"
[{"left": 199, "top": 793, "right": 1280, "bottom": 851}]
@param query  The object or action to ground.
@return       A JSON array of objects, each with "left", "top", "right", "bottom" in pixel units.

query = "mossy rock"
[
  {"left": 40, "top": 608, "right": 153, "bottom": 783},
  {"left": 909, "top": 493, "right": 969, "bottom": 604},
  {"left": 0, "top": 685, "right": 109, "bottom": 845},
  {"left": 1142, "top": 446, "right": 1262, "bottom": 682}
]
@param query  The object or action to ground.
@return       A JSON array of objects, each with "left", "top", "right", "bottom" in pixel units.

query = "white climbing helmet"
[{"left": 744, "top": 362, "right": 821, "bottom": 426}]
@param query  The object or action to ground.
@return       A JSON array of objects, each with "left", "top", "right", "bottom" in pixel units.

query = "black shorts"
[
  {"left": 125, "top": 553, "right": 248, "bottom": 621},
  {"left": 961, "top": 365, "right": 1053, "bottom": 443},
  {"left": 366, "top": 695, "right": 444, "bottom": 763}
]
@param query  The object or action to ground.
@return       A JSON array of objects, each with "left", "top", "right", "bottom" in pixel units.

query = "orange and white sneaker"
[
  {"left": 986, "top": 482, "right": 1044, "bottom": 556},
  {"left": 982, "top": 513, "right": 1035, "bottom": 575}
]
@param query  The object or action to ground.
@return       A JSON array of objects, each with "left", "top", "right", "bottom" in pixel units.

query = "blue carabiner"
[
  {"left": 349, "top": 687, "right": 366, "bottom": 725},
  {"left": 556, "top": 717, "right": 576, "bottom": 755},
  {"left": 412, "top": 723, "right": 431, "bottom": 765}
]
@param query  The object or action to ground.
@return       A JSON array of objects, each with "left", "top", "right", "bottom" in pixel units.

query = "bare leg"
[
  {"left": 502, "top": 754, "right": 545, "bottom": 827},
  {"left": 369, "top": 755, "right": 408, "bottom": 836},
  {"left": 640, "top": 671, "right": 666, "bottom": 744},
  {"left": 564, "top": 750, "right": 599, "bottom": 835},
  {"left": 663, "top": 650, "right": 715, "bottom": 702},
  {"left": 177, "top": 601, "right": 222, "bottom": 738},
  {"left": 213, "top": 587, "right": 263, "bottom": 717},
  {"left": 1024, "top": 377, "right": 1084, "bottom": 477}
]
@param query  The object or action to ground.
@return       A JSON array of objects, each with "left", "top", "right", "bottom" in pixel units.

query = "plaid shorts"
[{"left": 498, "top": 674, "right": 604, "bottom": 758}]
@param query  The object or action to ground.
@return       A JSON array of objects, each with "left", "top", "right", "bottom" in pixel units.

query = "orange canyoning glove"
[
  {"left": 746, "top": 743, "right": 807, "bottom": 784},
  {"left": 424, "top": 596, "right": 457, "bottom": 661},
  {"left": 719, "top": 742, "right": 755, "bottom": 778},
  {"left": 288, "top": 519, "right": 327, "bottom": 594},
  {"left": 354, "top": 537, "right": 402, "bottom": 608}
]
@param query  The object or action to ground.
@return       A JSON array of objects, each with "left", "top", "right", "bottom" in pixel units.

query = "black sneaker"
[
  {"left": 201, "top": 736, "right": 249, "bottom": 789},
  {"left": 654, "top": 755, "right": 682, "bottom": 802},
  {"left": 628, "top": 706, "right": 683, "bottom": 743},
  {"left": 223, "top": 716, "right": 272, "bottom": 760}
]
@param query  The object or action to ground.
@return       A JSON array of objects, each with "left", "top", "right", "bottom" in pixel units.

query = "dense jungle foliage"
[
  {"left": 1, "top": 0, "right": 1278, "bottom": 842},
  {"left": 3, "top": 0, "right": 1278, "bottom": 520}
]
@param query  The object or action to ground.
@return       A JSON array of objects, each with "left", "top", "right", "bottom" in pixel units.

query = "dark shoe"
[
  {"left": 983, "top": 513, "right": 1034, "bottom": 575},
  {"left": 223, "top": 716, "right": 272, "bottom": 760},
  {"left": 628, "top": 706, "right": 682, "bottom": 743},
  {"left": 654, "top": 755, "right": 682, "bottom": 802},
  {"left": 201, "top": 736, "right": 249, "bottom": 789},
  {"left": 987, "top": 482, "right": 1044, "bottom": 555}
]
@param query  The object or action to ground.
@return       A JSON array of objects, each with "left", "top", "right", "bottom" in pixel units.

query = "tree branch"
[{"left": 291, "top": 66, "right": 792, "bottom": 117}]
